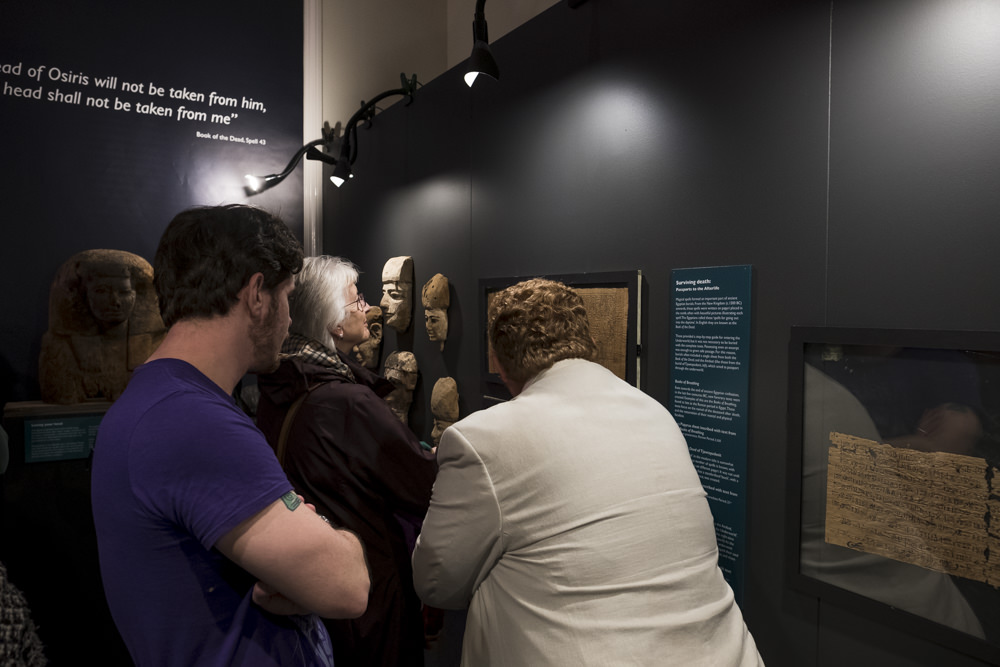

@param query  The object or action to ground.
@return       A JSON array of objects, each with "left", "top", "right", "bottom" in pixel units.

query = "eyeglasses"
[{"left": 345, "top": 292, "right": 366, "bottom": 311}]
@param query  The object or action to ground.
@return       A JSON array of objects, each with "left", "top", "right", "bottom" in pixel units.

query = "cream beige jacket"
[{"left": 413, "top": 358, "right": 763, "bottom": 666}]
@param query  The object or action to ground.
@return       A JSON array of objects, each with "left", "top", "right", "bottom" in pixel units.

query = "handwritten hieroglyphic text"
[
  {"left": 576, "top": 287, "right": 629, "bottom": 380},
  {"left": 825, "top": 432, "right": 1000, "bottom": 586},
  {"left": 485, "top": 286, "right": 629, "bottom": 380}
]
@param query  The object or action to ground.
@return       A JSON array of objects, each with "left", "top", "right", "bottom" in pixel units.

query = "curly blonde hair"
[{"left": 488, "top": 278, "right": 597, "bottom": 384}]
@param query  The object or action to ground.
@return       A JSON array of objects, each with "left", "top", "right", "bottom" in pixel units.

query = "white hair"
[{"left": 288, "top": 255, "right": 359, "bottom": 351}]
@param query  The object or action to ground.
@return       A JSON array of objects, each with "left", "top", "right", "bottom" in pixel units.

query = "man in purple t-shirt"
[{"left": 92, "top": 205, "right": 370, "bottom": 666}]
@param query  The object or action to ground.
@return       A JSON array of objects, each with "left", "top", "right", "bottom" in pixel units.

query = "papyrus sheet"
[
  {"left": 486, "top": 286, "right": 630, "bottom": 380},
  {"left": 576, "top": 287, "right": 629, "bottom": 380},
  {"left": 825, "top": 431, "right": 1000, "bottom": 585}
]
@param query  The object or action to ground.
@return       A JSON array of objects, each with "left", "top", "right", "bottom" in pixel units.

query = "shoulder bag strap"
[{"left": 275, "top": 382, "right": 323, "bottom": 466}]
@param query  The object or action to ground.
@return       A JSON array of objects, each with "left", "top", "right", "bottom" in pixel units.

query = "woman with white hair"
[{"left": 256, "top": 255, "right": 437, "bottom": 667}]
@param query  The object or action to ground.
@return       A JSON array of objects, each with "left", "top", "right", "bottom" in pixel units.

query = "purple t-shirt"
[{"left": 91, "top": 359, "right": 333, "bottom": 666}]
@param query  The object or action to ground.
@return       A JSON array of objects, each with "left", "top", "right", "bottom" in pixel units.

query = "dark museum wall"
[
  {"left": 0, "top": 2, "right": 305, "bottom": 405},
  {"left": 323, "top": 1, "right": 1000, "bottom": 666}
]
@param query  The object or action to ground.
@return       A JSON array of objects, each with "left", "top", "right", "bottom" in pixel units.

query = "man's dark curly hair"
[
  {"left": 154, "top": 205, "right": 303, "bottom": 327},
  {"left": 488, "top": 278, "right": 598, "bottom": 384}
]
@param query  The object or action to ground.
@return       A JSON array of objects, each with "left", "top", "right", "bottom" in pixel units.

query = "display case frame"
[
  {"left": 786, "top": 326, "right": 1000, "bottom": 663},
  {"left": 478, "top": 271, "right": 642, "bottom": 406}
]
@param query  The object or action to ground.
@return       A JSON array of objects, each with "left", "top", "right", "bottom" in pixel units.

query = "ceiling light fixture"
[
  {"left": 244, "top": 138, "right": 326, "bottom": 195},
  {"left": 464, "top": 0, "right": 499, "bottom": 87},
  {"left": 245, "top": 73, "right": 418, "bottom": 195}
]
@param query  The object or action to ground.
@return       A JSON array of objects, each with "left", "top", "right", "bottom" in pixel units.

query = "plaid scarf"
[{"left": 280, "top": 333, "right": 355, "bottom": 383}]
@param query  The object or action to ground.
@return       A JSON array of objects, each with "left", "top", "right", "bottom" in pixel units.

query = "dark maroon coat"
[{"left": 256, "top": 351, "right": 437, "bottom": 667}]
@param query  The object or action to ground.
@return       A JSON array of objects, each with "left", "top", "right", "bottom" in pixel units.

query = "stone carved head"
[
  {"left": 380, "top": 256, "right": 414, "bottom": 332},
  {"left": 422, "top": 273, "right": 450, "bottom": 351},
  {"left": 39, "top": 249, "right": 165, "bottom": 404},
  {"left": 352, "top": 305, "right": 383, "bottom": 369},
  {"left": 430, "top": 376, "right": 459, "bottom": 446},
  {"left": 383, "top": 350, "right": 418, "bottom": 424}
]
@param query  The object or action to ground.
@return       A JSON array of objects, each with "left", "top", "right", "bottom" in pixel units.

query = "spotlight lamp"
[
  {"left": 243, "top": 138, "right": 325, "bottom": 195},
  {"left": 465, "top": 0, "right": 499, "bottom": 87},
  {"left": 330, "top": 158, "right": 352, "bottom": 188},
  {"left": 244, "top": 73, "right": 419, "bottom": 195}
]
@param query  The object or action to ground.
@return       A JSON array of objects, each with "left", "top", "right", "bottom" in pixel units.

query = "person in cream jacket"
[{"left": 412, "top": 278, "right": 763, "bottom": 667}]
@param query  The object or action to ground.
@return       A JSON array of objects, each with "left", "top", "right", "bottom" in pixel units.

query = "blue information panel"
[
  {"left": 25, "top": 415, "right": 103, "bottom": 463},
  {"left": 669, "top": 265, "right": 752, "bottom": 604}
]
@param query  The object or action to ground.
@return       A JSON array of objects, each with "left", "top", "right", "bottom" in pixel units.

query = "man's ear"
[{"left": 240, "top": 272, "right": 267, "bottom": 318}]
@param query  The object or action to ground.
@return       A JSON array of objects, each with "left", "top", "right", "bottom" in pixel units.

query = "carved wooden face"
[
  {"left": 85, "top": 275, "right": 136, "bottom": 326},
  {"left": 430, "top": 377, "right": 459, "bottom": 445},
  {"left": 431, "top": 418, "right": 454, "bottom": 446},
  {"left": 424, "top": 308, "right": 448, "bottom": 343},
  {"left": 384, "top": 352, "right": 418, "bottom": 390},
  {"left": 353, "top": 307, "right": 383, "bottom": 368},
  {"left": 381, "top": 279, "right": 413, "bottom": 330}
]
